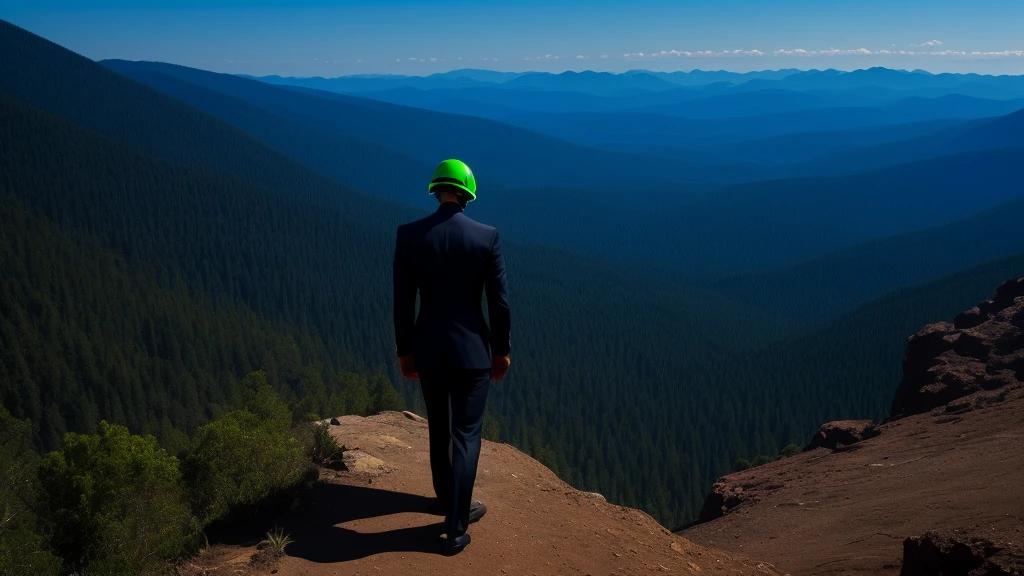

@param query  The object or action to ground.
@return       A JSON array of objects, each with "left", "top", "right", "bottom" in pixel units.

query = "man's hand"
[
  {"left": 490, "top": 355, "right": 511, "bottom": 381},
  {"left": 398, "top": 355, "right": 419, "bottom": 380}
]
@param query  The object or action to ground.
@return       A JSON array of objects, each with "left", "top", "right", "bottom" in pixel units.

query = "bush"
[
  {"left": 294, "top": 421, "right": 339, "bottom": 465},
  {"left": 38, "top": 421, "right": 197, "bottom": 576},
  {"left": 780, "top": 443, "right": 802, "bottom": 458},
  {"left": 184, "top": 383, "right": 315, "bottom": 527},
  {"left": 732, "top": 457, "right": 752, "bottom": 472},
  {"left": 0, "top": 407, "right": 62, "bottom": 576}
]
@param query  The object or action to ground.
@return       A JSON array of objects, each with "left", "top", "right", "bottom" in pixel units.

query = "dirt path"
[
  {"left": 183, "top": 411, "right": 782, "bottom": 576},
  {"left": 681, "top": 386, "right": 1024, "bottom": 576}
]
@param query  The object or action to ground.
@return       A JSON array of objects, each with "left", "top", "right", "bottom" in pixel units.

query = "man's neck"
[{"left": 438, "top": 198, "right": 464, "bottom": 209}]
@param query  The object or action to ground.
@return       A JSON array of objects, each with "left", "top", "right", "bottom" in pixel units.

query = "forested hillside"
[
  {"left": 735, "top": 251, "right": 1024, "bottom": 429},
  {"left": 467, "top": 148, "right": 1024, "bottom": 281},
  {"left": 0, "top": 95, "right": 406, "bottom": 447},
  {"left": 716, "top": 197, "right": 1024, "bottom": 323},
  {"left": 789, "top": 107, "right": 1024, "bottom": 177},
  {"left": 100, "top": 63, "right": 444, "bottom": 207}
]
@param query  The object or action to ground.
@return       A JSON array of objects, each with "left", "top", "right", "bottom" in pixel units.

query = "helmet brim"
[{"left": 428, "top": 181, "right": 477, "bottom": 201}]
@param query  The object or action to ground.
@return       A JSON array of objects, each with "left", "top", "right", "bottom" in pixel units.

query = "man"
[{"left": 393, "top": 158, "right": 512, "bottom": 555}]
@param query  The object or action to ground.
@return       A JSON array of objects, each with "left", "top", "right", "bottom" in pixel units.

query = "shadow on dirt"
[{"left": 280, "top": 482, "right": 445, "bottom": 562}]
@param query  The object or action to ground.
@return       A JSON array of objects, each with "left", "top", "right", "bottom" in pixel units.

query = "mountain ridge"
[{"left": 715, "top": 196, "right": 1024, "bottom": 323}]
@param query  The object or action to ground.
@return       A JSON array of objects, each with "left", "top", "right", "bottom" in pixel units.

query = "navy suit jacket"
[{"left": 393, "top": 201, "right": 511, "bottom": 375}]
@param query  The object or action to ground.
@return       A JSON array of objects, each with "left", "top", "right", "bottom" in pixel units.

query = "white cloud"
[
  {"left": 930, "top": 49, "right": 1024, "bottom": 57},
  {"left": 615, "top": 46, "right": 1023, "bottom": 59},
  {"left": 775, "top": 47, "right": 1024, "bottom": 58},
  {"left": 600, "top": 54, "right": 609, "bottom": 59},
  {"left": 576, "top": 54, "right": 589, "bottom": 60},
  {"left": 623, "top": 49, "right": 765, "bottom": 58},
  {"left": 911, "top": 40, "right": 943, "bottom": 47},
  {"left": 773, "top": 48, "right": 872, "bottom": 56},
  {"left": 429, "top": 57, "right": 437, "bottom": 62}
]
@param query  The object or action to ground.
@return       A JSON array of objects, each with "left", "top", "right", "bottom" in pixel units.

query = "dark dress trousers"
[{"left": 393, "top": 201, "right": 511, "bottom": 538}]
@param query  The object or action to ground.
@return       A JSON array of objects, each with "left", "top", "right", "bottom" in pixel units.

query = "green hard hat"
[{"left": 428, "top": 159, "right": 477, "bottom": 202}]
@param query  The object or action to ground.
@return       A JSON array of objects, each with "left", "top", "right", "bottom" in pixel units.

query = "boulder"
[
  {"left": 805, "top": 420, "right": 879, "bottom": 451},
  {"left": 891, "top": 277, "right": 1024, "bottom": 419},
  {"left": 341, "top": 450, "right": 386, "bottom": 475},
  {"left": 330, "top": 417, "right": 341, "bottom": 426}
]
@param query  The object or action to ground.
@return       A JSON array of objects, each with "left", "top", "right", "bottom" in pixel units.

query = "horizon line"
[{"left": 226, "top": 65, "right": 1024, "bottom": 81}]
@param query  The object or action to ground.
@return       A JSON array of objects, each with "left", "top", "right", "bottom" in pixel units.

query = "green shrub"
[
  {"left": 309, "top": 422, "right": 339, "bottom": 464},
  {"left": 0, "top": 407, "right": 62, "bottom": 576},
  {"left": 291, "top": 421, "right": 339, "bottom": 465},
  {"left": 258, "top": 526, "right": 293, "bottom": 555},
  {"left": 751, "top": 454, "right": 775, "bottom": 467},
  {"left": 183, "top": 409, "right": 314, "bottom": 526},
  {"left": 780, "top": 443, "right": 802, "bottom": 458},
  {"left": 732, "top": 457, "right": 752, "bottom": 472},
  {"left": 38, "top": 421, "right": 197, "bottom": 576}
]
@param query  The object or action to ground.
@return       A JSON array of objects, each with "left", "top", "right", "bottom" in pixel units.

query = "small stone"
[{"left": 402, "top": 411, "right": 427, "bottom": 423}]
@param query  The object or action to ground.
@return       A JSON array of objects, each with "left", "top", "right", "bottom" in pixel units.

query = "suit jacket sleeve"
[
  {"left": 393, "top": 227, "right": 416, "bottom": 357},
  {"left": 486, "top": 229, "right": 511, "bottom": 356}
]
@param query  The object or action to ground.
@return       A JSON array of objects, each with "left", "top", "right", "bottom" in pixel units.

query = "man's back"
[
  {"left": 393, "top": 201, "right": 511, "bottom": 376},
  {"left": 394, "top": 160, "right": 510, "bottom": 554}
]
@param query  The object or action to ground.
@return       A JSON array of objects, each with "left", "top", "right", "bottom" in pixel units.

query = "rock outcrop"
[
  {"left": 901, "top": 529, "right": 1023, "bottom": 576},
  {"left": 805, "top": 419, "right": 880, "bottom": 451},
  {"left": 891, "top": 277, "right": 1024, "bottom": 419},
  {"left": 685, "top": 278, "right": 1024, "bottom": 576},
  {"left": 697, "top": 479, "right": 749, "bottom": 523}
]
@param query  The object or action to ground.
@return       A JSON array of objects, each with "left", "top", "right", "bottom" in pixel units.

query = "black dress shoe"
[
  {"left": 469, "top": 501, "right": 487, "bottom": 524},
  {"left": 445, "top": 532, "right": 471, "bottom": 555}
]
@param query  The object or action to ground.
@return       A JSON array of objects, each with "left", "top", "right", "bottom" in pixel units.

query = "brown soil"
[
  {"left": 681, "top": 385, "right": 1024, "bottom": 576},
  {"left": 184, "top": 411, "right": 783, "bottom": 576}
]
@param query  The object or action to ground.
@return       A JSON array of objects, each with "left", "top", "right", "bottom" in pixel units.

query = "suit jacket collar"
[{"left": 436, "top": 201, "right": 464, "bottom": 214}]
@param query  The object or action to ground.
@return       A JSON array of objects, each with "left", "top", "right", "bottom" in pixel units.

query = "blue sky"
[{"left": 5, "top": 0, "right": 1024, "bottom": 76}]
